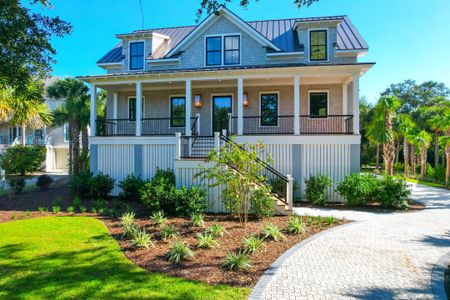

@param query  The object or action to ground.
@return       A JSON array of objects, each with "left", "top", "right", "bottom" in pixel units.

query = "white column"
[
  {"left": 293, "top": 76, "right": 300, "bottom": 135},
  {"left": 352, "top": 75, "right": 360, "bottom": 135},
  {"left": 135, "top": 82, "right": 142, "bottom": 136},
  {"left": 237, "top": 78, "right": 244, "bottom": 135},
  {"left": 195, "top": 113, "right": 201, "bottom": 136},
  {"left": 175, "top": 132, "right": 182, "bottom": 159},
  {"left": 90, "top": 84, "right": 97, "bottom": 136},
  {"left": 185, "top": 80, "right": 192, "bottom": 136},
  {"left": 113, "top": 92, "right": 118, "bottom": 119},
  {"left": 342, "top": 84, "right": 348, "bottom": 115}
]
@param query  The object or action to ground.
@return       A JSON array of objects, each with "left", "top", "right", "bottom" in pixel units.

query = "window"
[
  {"left": 170, "top": 97, "right": 186, "bottom": 127},
  {"left": 224, "top": 35, "right": 240, "bottom": 65},
  {"left": 206, "top": 37, "right": 222, "bottom": 66},
  {"left": 309, "top": 92, "right": 328, "bottom": 117},
  {"left": 64, "top": 123, "right": 69, "bottom": 142},
  {"left": 129, "top": 41, "right": 144, "bottom": 70},
  {"left": 260, "top": 93, "right": 278, "bottom": 126},
  {"left": 128, "top": 98, "right": 144, "bottom": 121},
  {"left": 309, "top": 30, "right": 328, "bottom": 61}
]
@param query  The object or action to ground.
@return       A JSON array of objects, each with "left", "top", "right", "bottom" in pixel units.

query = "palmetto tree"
[
  {"left": 414, "top": 130, "right": 432, "bottom": 179},
  {"left": 366, "top": 96, "right": 402, "bottom": 175},
  {"left": 398, "top": 114, "right": 416, "bottom": 177},
  {"left": 439, "top": 136, "right": 450, "bottom": 187},
  {"left": 0, "top": 88, "right": 13, "bottom": 122}
]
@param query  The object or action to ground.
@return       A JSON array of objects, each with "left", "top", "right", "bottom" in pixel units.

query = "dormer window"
[
  {"left": 129, "top": 41, "right": 144, "bottom": 70},
  {"left": 205, "top": 35, "right": 240, "bottom": 66},
  {"left": 309, "top": 30, "right": 328, "bottom": 62}
]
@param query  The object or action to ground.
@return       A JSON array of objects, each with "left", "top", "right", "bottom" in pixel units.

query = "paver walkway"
[{"left": 250, "top": 183, "right": 450, "bottom": 299}]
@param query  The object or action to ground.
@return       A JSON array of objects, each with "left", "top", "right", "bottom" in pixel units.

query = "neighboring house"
[
  {"left": 0, "top": 77, "right": 70, "bottom": 172},
  {"left": 78, "top": 8, "right": 374, "bottom": 213}
]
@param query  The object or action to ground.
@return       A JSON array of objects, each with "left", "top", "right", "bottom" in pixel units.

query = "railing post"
[
  {"left": 196, "top": 113, "right": 201, "bottom": 136},
  {"left": 175, "top": 132, "right": 182, "bottom": 159},
  {"left": 286, "top": 174, "right": 294, "bottom": 211},
  {"left": 90, "top": 84, "right": 97, "bottom": 137},
  {"left": 237, "top": 77, "right": 244, "bottom": 135},
  {"left": 136, "top": 81, "right": 142, "bottom": 136},
  {"left": 294, "top": 76, "right": 300, "bottom": 135},
  {"left": 227, "top": 113, "right": 232, "bottom": 134},
  {"left": 214, "top": 132, "right": 220, "bottom": 154}
]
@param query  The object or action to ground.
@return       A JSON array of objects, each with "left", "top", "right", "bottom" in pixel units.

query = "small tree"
[
  {"left": 439, "top": 136, "right": 450, "bottom": 187},
  {"left": 414, "top": 130, "right": 432, "bottom": 179},
  {"left": 0, "top": 145, "right": 45, "bottom": 176},
  {"left": 196, "top": 138, "right": 272, "bottom": 226}
]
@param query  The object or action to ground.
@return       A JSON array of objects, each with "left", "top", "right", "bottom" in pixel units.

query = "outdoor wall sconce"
[
  {"left": 194, "top": 94, "right": 202, "bottom": 108},
  {"left": 243, "top": 92, "right": 249, "bottom": 107}
]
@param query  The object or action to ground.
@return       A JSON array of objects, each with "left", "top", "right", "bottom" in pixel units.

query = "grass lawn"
[
  {"left": 0, "top": 216, "right": 249, "bottom": 299},
  {"left": 403, "top": 177, "right": 447, "bottom": 189}
]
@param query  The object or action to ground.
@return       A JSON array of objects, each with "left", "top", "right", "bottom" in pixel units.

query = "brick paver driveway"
[{"left": 250, "top": 183, "right": 450, "bottom": 299}]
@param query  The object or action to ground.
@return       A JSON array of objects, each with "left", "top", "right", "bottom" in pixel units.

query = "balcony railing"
[{"left": 229, "top": 115, "right": 354, "bottom": 135}]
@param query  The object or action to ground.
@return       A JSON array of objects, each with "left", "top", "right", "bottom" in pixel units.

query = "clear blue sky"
[{"left": 32, "top": 0, "right": 450, "bottom": 104}]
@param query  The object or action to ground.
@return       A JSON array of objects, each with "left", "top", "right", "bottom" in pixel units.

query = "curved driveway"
[{"left": 250, "top": 183, "right": 450, "bottom": 299}]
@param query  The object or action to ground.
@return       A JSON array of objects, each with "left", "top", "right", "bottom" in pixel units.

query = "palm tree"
[
  {"left": 47, "top": 78, "right": 89, "bottom": 175},
  {"left": 439, "top": 136, "right": 450, "bottom": 186},
  {"left": 366, "top": 96, "right": 402, "bottom": 175},
  {"left": 426, "top": 96, "right": 450, "bottom": 168},
  {"left": 0, "top": 88, "right": 13, "bottom": 123},
  {"left": 414, "top": 130, "right": 432, "bottom": 179},
  {"left": 398, "top": 114, "right": 416, "bottom": 177}
]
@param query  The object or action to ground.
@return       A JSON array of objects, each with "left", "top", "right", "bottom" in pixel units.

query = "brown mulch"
[{"left": 295, "top": 200, "right": 425, "bottom": 212}]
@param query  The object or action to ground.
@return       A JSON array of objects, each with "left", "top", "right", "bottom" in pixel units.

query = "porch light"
[
  {"left": 194, "top": 94, "right": 202, "bottom": 108},
  {"left": 243, "top": 92, "right": 249, "bottom": 107}
]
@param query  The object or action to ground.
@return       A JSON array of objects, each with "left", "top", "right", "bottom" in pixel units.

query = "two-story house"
[{"left": 78, "top": 8, "right": 374, "bottom": 213}]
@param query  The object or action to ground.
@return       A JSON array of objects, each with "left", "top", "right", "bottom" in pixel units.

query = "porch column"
[
  {"left": 293, "top": 76, "right": 300, "bottom": 135},
  {"left": 352, "top": 75, "right": 360, "bottom": 135},
  {"left": 237, "top": 77, "right": 244, "bottom": 135},
  {"left": 342, "top": 84, "right": 348, "bottom": 115},
  {"left": 136, "top": 81, "right": 142, "bottom": 136},
  {"left": 185, "top": 80, "right": 192, "bottom": 136},
  {"left": 90, "top": 84, "right": 97, "bottom": 137},
  {"left": 113, "top": 92, "right": 118, "bottom": 119}
]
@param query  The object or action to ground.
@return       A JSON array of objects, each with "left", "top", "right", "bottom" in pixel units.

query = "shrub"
[
  {"left": 36, "top": 175, "right": 53, "bottom": 191},
  {"left": 38, "top": 206, "right": 48, "bottom": 213},
  {"left": 205, "top": 224, "right": 226, "bottom": 238},
  {"left": 93, "top": 199, "right": 106, "bottom": 211},
  {"left": 336, "top": 174, "right": 379, "bottom": 206},
  {"left": 120, "top": 212, "right": 136, "bottom": 228},
  {"left": 7, "top": 177, "right": 26, "bottom": 194},
  {"left": 196, "top": 232, "right": 218, "bottom": 249},
  {"left": 222, "top": 251, "right": 251, "bottom": 271},
  {"left": 123, "top": 223, "right": 139, "bottom": 239},
  {"left": 150, "top": 211, "right": 167, "bottom": 226},
  {"left": 373, "top": 176, "right": 410, "bottom": 209},
  {"left": 23, "top": 210, "right": 31, "bottom": 218},
  {"left": 190, "top": 214, "right": 205, "bottom": 227},
  {"left": 261, "top": 223, "right": 285, "bottom": 241},
  {"left": 285, "top": 216, "right": 304, "bottom": 235},
  {"left": 69, "top": 171, "right": 93, "bottom": 198},
  {"left": 79, "top": 206, "right": 87, "bottom": 213},
  {"left": 131, "top": 228, "right": 153, "bottom": 249},
  {"left": 250, "top": 187, "right": 275, "bottom": 219},
  {"left": 72, "top": 197, "right": 81, "bottom": 209},
  {"left": 393, "top": 162, "right": 404, "bottom": 173},
  {"left": 166, "top": 240, "right": 194, "bottom": 264},
  {"left": 304, "top": 175, "right": 332, "bottom": 205},
  {"left": 175, "top": 186, "right": 207, "bottom": 216},
  {"left": 91, "top": 172, "right": 115, "bottom": 199},
  {"left": 118, "top": 174, "right": 145, "bottom": 202},
  {"left": 91, "top": 207, "right": 97, "bottom": 213},
  {"left": 140, "top": 168, "right": 176, "bottom": 214},
  {"left": 52, "top": 206, "right": 60, "bottom": 213},
  {"left": 160, "top": 224, "right": 179, "bottom": 240},
  {"left": 0, "top": 145, "right": 45, "bottom": 176},
  {"left": 242, "top": 235, "right": 264, "bottom": 254},
  {"left": 11, "top": 213, "right": 16, "bottom": 220},
  {"left": 66, "top": 206, "right": 74, "bottom": 213},
  {"left": 53, "top": 196, "right": 62, "bottom": 206}
]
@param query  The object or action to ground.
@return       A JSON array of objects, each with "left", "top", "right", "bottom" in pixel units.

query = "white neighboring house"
[{"left": 0, "top": 77, "right": 70, "bottom": 172}]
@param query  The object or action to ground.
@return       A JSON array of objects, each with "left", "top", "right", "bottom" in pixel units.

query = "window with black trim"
[
  {"left": 206, "top": 37, "right": 222, "bottom": 66},
  {"left": 260, "top": 93, "right": 278, "bottom": 126},
  {"left": 170, "top": 97, "right": 186, "bottom": 127},
  {"left": 224, "top": 35, "right": 240, "bottom": 65},
  {"left": 128, "top": 98, "right": 144, "bottom": 121},
  {"left": 309, "top": 92, "right": 328, "bottom": 117},
  {"left": 129, "top": 41, "right": 144, "bottom": 70},
  {"left": 309, "top": 30, "right": 327, "bottom": 61}
]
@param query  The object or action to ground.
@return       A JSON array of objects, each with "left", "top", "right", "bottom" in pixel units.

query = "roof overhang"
[
  {"left": 266, "top": 52, "right": 304, "bottom": 60},
  {"left": 115, "top": 32, "right": 170, "bottom": 40},
  {"left": 294, "top": 19, "right": 342, "bottom": 30},
  {"left": 335, "top": 49, "right": 368, "bottom": 58},
  {"left": 96, "top": 62, "right": 124, "bottom": 69},
  {"left": 147, "top": 57, "right": 181, "bottom": 65}
]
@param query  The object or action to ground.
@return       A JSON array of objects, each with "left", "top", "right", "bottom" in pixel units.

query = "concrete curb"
[{"left": 431, "top": 251, "right": 450, "bottom": 300}]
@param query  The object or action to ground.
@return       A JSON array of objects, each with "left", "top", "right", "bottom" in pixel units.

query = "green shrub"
[
  {"left": 428, "top": 164, "right": 446, "bottom": 183},
  {"left": 72, "top": 197, "right": 81, "bottom": 209},
  {"left": 10, "top": 213, "right": 16, "bottom": 220},
  {"left": 262, "top": 223, "right": 285, "bottom": 241},
  {"left": 205, "top": 224, "right": 226, "bottom": 238},
  {"left": 120, "top": 212, "right": 136, "bottom": 228},
  {"left": 118, "top": 174, "right": 145, "bottom": 202},
  {"left": 150, "top": 211, "right": 167, "bottom": 226},
  {"left": 222, "top": 251, "right": 251, "bottom": 271},
  {"left": 123, "top": 223, "right": 139, "bottom": 239},
  {"left": 91, "top": 172, "right": 115, "bottom": 199},
  {"left": 373, "top": 176, "right": 410, "bottom": 209},
  {"left": 304, "top": 175, "right": 332, "bottom": 205},
  {"left": 7, "top": 177, "right": 26, "bottom": 194},
  {"left": 93, "top": 199, "right": 106, "bottom": 211},
  {"left": 79, "top": 206, "right": 86, "bottom": 213},
  {"left": 393, "top": 162, "right": 404, "bottom": 173},
  {"left": 38, "top": 206, "right": 48, "bottom": 213},
  {"left": 23, "top": 210, "right": 31, "bottom": 218},
  {"left": 36, "top": 175, "right": 53, "bottom": 191},
  {"left": 242, "top": 235, "right": 264, "bottom": 254},
  {"left": 140, "top": 168, "right": 176, "bottom": 214},
  {"left": 250, "top": 187, "right": 275, "bottom": 219},
  {"left": 166, "top": 240, "right": 194, "bottom": 264},
  {"left": 285, "top": 216, "right": 304, "bottom": 235},
  {"left": 336, "top": 174, "right": 379, "bottom": 206},
  {"left": 66, "top": 206, "right": 74, "bottom": 213},
  {"left": 131, "top": 228, "right": 153, "bottom": 249},
  {"left": 52, "top": 206, "right": 60, "bottom": 214},
  {"left": 91, "top": 207, "right": 97, "bottom": 214},
  {"left": 196, "top": 232, "right": 218, "bottom": 249},
  {"left": 190, "top": 214, "right": 205, "bottom": 227},
  {"left": 0, "top": 145, "right": 45, "bottom": 176},
  {"left": 175, "top": 186, "right": 207, "bottom": 216},
  {"left": 160, "top": 224, "right": 178, "bottom": 240},
  {"left": 69, "top": 171, "right": 93, "bottom": 198},
  {"left": 53, "top": 196, "right": 62, "bottom": 207}
]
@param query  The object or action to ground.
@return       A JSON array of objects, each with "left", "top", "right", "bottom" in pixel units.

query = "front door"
[{"left": 212, "top": 95, "right": 232, "bottom": 134}]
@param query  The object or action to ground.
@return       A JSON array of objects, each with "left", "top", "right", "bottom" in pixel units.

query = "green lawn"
[
  {"left": 403, "top": 177, "right": 446, "bottom": 189},
  {"left": 0, "top": 217, "right": 249, "bottom": 299}
]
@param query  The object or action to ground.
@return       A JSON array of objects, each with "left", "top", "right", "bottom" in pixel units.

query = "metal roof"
[{"left": 97, "top": 15, "right": 367, "bottom": 64}]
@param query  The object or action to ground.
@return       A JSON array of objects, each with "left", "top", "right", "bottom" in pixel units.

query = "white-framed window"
[
  {"left": 205, "top": 34, "right": 241, "bottom": 66},
  {"left": 129, "top": 41, "right": 145, "bottom": 70},
  {"left": 308, "top": 91, "right": 329, "bottom": 117}
]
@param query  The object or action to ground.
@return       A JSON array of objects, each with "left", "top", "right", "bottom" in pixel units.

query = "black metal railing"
[
  {"left": 300, "top": 115, "right": 353, "bottom": 134},
  {"left": 229, "top": 115, "right": 295, "bottom": 135},
  {"left": 96, "top": 117, "right": 198, "bottom": 136},
  {"left": 180, "top": 135, "right": 215, "bottom": 159}
]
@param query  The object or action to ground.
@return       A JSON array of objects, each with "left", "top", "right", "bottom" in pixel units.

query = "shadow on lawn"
[{"left": 0, "top": 235, "right": 235, "bottom": 300}]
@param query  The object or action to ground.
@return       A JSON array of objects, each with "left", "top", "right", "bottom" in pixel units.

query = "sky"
[{"left": 31, "top": 0, "right": 450, "bottom": 104}]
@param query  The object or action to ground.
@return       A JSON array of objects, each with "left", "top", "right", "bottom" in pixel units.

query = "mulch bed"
[{"left": 295, "top": 200, "right": 425, "bottom": 212}]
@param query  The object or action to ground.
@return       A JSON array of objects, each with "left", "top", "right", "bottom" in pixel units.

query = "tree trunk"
[
  {"left": 81, "top": 127, "right": 89, "bottom": 171},
  {"left": 383, "top": 140, "right": 396, "bottom": 176},
  {"left": 70, "top": 120, "right": 80, "bottom": 175},
  {"left": 395, "top": 136, "right": 401, "bottom": 163},
  {"left": 376, "top": 143, "right": 380, "bottom": 170},
  {"left": 21, "top": 124, "right": 26, "bottom": 146},
  {"left": 68, "top": 124, "right": 73, "bottom": 176},
  {"left": 411, "top": 144, "right": 416, "bottom": 176},
  {"left": 446, "top": 146, "right": 450, "bottom": 187},
  {"left": 443, "top": 150, "right": 446, "bottom": 168},
  {"left": 403, "top": 138, "right": 409, "bottom": 177},
  {"left": 420, "top": 146, "right": 427, "bottom": 179},
  {"left": 435, "top": 132, "right": 439, "bottom": 168}
]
